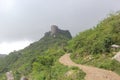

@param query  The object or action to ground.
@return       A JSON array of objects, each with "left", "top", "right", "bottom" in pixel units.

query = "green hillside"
[
  {"left": 0, "top": 26, "right": 85, "bottom": 80},
  {"left": 68, "top": 13, "right": 120, "bottom": 75},
  {"left": 0, "top": 13, "right": 120, "bottom": 80}
]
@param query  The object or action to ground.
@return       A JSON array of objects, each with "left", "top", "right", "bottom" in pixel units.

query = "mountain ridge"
[{"left": 0, "top": 25, "right": 72, "bottom": 80}]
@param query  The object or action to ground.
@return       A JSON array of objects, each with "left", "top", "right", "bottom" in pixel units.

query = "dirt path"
[{"left": 59, "top": 54, "right": 120, "bottom": 80}]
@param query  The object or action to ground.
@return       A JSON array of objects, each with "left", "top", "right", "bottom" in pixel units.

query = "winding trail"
[{"left": 59, "top": 54, "right": 120, "bottom": 80}]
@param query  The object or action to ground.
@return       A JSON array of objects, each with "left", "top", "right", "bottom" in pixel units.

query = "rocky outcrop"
[
  {"left": 45, "top": 25, "right": 72, "bottom": 39},
  {"left": 20, "top": 76, "right": 28, "bottom": 80},
  {"left": 112, "top": 52, "right": 120, "bottom": 62}
]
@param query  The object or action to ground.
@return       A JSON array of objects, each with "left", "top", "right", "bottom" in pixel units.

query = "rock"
[
  {"left": 44, "top": 25, "right": 72, "bottom": 39},
  {"left": 20, "top": 76, "right": 28, "bottom": 80},
  {"left": 65, "top": 70, "right": 74, "bottom": 77},
  {"left": 112, "top": 52, "right": 120, "bottom": 62},
  {"left": 111, "top": 44, "right": 120, "bottom": 48},
  {"left": 6, "top": 71, "right": 14, "bottom": 80}
]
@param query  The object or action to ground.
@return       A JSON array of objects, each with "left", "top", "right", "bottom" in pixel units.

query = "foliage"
[
  {"left": 69, "top": 12, "right": 120, "bottom": 75},
  {"left": 69, "top": 13, "right": 120, "bottom": 55},
  {"left": 1, "top": 12, "right": 120, "bottom": 80},
  {"left": 0, "top": 29, "right": 73, "bottom": 80}
]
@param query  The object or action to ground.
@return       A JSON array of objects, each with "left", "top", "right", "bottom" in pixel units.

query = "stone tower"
[{"left": 51, "top": 25, "right": 59, "bottom": 35}]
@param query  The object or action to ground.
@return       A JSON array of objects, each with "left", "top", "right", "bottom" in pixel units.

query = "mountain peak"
[{"left": 44, "top": 25, "right": 72, "bottom": 39}]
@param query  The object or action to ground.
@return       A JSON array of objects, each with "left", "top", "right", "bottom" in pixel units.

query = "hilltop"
[{"left": 45, "top": 25, "right": 72, "bottom": 39}]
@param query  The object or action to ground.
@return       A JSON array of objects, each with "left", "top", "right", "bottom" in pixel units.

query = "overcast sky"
[{"left": 0, "top": 0, "right": 120, "bottom": 54}]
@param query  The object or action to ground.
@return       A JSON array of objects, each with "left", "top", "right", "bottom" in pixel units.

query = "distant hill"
[{"left": 0, "top": 54, "right": 6, "bottom": 58}]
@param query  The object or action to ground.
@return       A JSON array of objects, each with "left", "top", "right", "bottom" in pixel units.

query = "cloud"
[
  {"left": 0, "top": 0, "right": 120, "bottom": 42},
  {"left": 0, "top": 40, "right": 32, "bottom": 54}
]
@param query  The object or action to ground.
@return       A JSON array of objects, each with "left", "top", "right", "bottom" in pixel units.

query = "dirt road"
[{"left": 59, "top": 54, "right": 120, "bottom": 80}]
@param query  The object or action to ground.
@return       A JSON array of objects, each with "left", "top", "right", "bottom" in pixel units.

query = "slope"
[
  {"left": 0, "top": 25, "right": 73, "bottom": 80},
  {"left": 68, "top": 12, "right": 120, "bottom": 75},
  {"left": 59, "top": 54, "right": 120, "bottom": 80}
]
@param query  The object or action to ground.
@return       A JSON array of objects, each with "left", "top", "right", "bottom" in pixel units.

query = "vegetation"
[
  {"left": 0, "top": 12, "right": 120, "bottom": 80},
  {"left": 68, "top": 13, "right": 120, "bottom": 75},
  {"left": 0, "top": 29, "right": 85, "bottom": 80}
]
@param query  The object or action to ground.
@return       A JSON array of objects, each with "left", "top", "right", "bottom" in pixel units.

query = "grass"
[
  {"left": 50, "top": 62, "right": 86, "bottom": 80},
  {"left": 71, "top": 52, "right": 120, "bottom": 75}
]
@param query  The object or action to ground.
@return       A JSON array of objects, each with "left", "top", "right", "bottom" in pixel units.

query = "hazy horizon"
[{"left": 0, "top": 0, "right": 120, "bottom": 54}]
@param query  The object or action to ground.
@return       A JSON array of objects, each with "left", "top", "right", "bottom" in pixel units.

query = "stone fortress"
[{"left": 45, "top": 25, "right": 72, "bottom": 39}]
